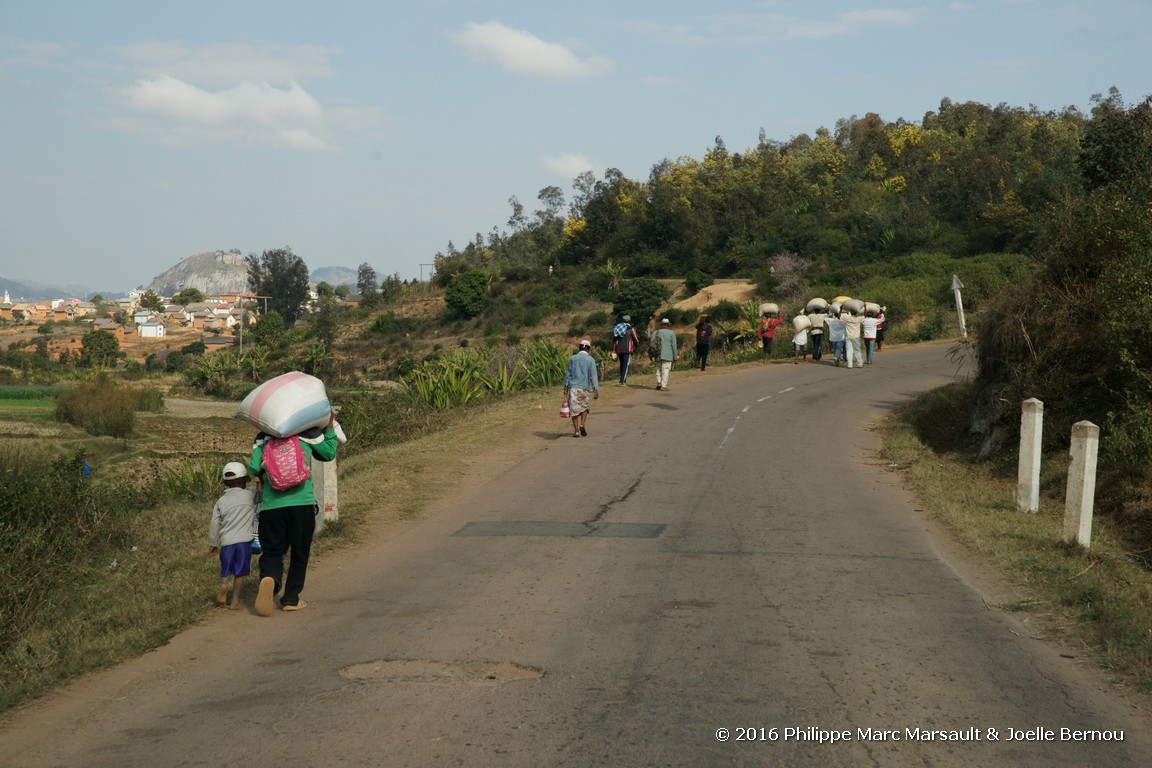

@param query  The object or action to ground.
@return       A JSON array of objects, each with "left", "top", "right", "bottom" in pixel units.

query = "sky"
[{"left": 1, "top": 0, "right": 1149, "bottom": 295}]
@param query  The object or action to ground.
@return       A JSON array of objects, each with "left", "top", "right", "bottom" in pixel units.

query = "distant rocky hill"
[
  {"left": 147, "top": 250, "right": 358, "bottom": 298},
  {"left": 311, "top": 266, "right": 358, "bottom": 288},
  {"left": 147, "top": 250, "right": 248, "bottom": 297}
]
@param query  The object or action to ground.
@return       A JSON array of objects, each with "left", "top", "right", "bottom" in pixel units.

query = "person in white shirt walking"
[
  {"left": 842, "top": 310, "right": 864, "bottom": 369},
  {"left": 862, "top": 314, "right": 881, "bottom": 364}
]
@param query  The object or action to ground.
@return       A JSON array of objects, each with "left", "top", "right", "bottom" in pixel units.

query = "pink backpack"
[{"left": 262, "top": 436, "right": 311, "bottom": 490}]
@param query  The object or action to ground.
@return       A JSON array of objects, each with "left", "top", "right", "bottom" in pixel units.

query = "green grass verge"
[{"left": 883, "top": 381, "right": 1152, "bottom": 692}]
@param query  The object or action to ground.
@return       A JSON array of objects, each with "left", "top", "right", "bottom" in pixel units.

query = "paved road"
[{"left": 3, "top": 345, "right": 1150, "bottom": 767}]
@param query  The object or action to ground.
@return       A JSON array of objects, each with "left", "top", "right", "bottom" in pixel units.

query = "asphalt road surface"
[{"left": 3, "top": 344, "right": 1150, "bottom": 767}]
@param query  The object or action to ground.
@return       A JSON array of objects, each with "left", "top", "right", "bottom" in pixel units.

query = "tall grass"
[
  {"left": 331, "top": 388, "right": 456, "bottom": 458},
  {"left": 0, "top": 447, "right": 252, "bottom": 711},
  {"left": 0, "top": 385, "right": 67, "bottom": 400},
  {"left": 1, "top": 448, "right": 136, "bottom": 704},
  {"left": 156, "top": 458, "right": 221, "bottom": 499},
  {"left": 400, "top": 339, "right": 570, "bottom": 409}
]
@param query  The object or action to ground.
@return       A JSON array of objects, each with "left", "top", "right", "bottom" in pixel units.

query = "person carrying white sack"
[
  {"left": 248, "top": 413, "right": 338, "bottom": 616},
  {"left": 842, "top": 310, "right": 864, "bottom": 369},
  {"left": 792, "top": 325, "right": 808, "bottom": 363}
]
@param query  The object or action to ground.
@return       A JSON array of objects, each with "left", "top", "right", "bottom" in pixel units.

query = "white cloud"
[
  {"left": 108, "top": 42, "right": 388, "bottom": 151},
  {"left": 541, "top": 153, "right": 597, "bottom": 178},
  {"left": 449, "top": 21, "right": 614, "bottom": 82},
  {"left": 121, "top": 75, "right": 335, "bottom": 150}
]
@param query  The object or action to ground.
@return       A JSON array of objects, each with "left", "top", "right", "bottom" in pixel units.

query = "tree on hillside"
[
  {"left": 245, "top": 247, "right": 310, "bottom": 324},
  {"left": 972, "top": 89, "right": 1152, "bottom": 472},
  {"left": 250, "top": 310, "right": 286, "bottom": 349},
  {"left": 357, "top": 262, "right": 380, "bottom": 305},
  {"left": 613, "top": 278, "right": 671, "bottom": 328},
  {"left": 444, "top": 270, "right": 491, "bottom": 319},
  {"left": 310, "top": 295, "right": 340, "bottom": 349},
  {"left": 172, "top": 287, "right": 206, "bottom": 306},
  {"left": 1079, "top": 88, "right": 1152, "bottom": 192}
]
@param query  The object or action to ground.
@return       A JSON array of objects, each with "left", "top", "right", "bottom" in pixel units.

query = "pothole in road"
[{"left": 339, "top": 659, "right": 543, "bottom": 686}]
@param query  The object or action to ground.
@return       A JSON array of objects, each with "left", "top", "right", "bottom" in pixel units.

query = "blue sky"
[{"left": 2, "top": 0, "right": 1149, "bottom": 294}]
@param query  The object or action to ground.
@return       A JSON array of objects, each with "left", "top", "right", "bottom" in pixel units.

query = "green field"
[{"left": 0, "top": 386, "right": 64, "bottom": 421}]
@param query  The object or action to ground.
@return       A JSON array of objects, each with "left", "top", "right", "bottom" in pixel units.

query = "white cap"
[{"left": 222, "top": 462, "right": 248, "bottom": 480}]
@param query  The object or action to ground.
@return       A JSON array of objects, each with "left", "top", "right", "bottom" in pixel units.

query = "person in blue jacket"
[
  {"left": 248, "top": 413, "right": 338, "bottom": 615},
  {"left": 564, "top": 339, "right": 600, "bottom": 438}
]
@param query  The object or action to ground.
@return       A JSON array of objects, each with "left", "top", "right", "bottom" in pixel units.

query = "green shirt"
[
  {"left": 653, "top": 327, "right": 678, "bottom": 361},
  {"left": 248, "top": 427, "right": 338, "bottom": 510}
]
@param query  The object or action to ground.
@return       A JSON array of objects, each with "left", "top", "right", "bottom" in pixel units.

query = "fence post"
[
  {"left": 1062, "top": 421, "right": 1099, "bottom": 549},
  {"left": 1017, "top": 398, "right": 1043, "bottom": 513}
]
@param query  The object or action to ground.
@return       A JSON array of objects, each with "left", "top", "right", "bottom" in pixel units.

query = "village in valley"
[{"left": 0, "top": 287, "right": 361, "bottom": 366}]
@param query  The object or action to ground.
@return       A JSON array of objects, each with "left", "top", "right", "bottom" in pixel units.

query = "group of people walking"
[
  {"left": 563, "top": 304, "right": 887, "bottom": 438},
  {"left": 762, "top": 306, "right": 886, "bottom": 368},
  {"left": 563, "top": 315, "right": 682, "bottom": 437}
]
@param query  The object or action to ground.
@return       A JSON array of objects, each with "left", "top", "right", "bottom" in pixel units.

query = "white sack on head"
[{"left": 235, "top": 372, "right": 331, "bottom": 438}]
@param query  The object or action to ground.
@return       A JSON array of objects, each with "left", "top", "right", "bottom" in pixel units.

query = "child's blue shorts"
[{"left": 219, "top": 542, "right": 253, "bottom": 578}]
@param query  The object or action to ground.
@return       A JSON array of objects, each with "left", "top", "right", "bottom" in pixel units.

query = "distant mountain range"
[
  {"left": 0, "top": 277, "right": 115, "bottom": 303},
  {"left": 2, "top": 251, "right": 359, "bottom": 302}
]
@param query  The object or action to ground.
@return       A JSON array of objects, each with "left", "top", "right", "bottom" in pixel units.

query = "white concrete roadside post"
[
  {"left": 951, "top": 275, "right": 967, "bottom": 338},
  {"left": 311, "top": 418, "right": 346, "bottom": 528},
  {"left": 1017, "top": 398, "right": 1044, "bottom": 513},
  {"left": 1062, "top": 420, "right": 1100, "bottom": 549},
  {"left": 312, "top": 456, "right": 339, "bottom": 525}
]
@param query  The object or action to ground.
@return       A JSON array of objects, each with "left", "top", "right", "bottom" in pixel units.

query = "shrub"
[
  {"left": 911, "top": 312, "right": 947, "bottom": 342},
  {"left": 613, "top": 278, "right": 671, "bottom": 326},
  {"left": 684, "top": 268, "right": 714, "bottom": 294},
  {"left": 445, "top": 271, "right": 491, "bottom": 319},
  {"left": 367, "top": 312, "right": 420, "bottom": 337},
  {"left": 165, "top": 351, "right": 187, "bottom": 373},
  {"left": 663, "top": 308, "right": 697, "bottom": 325},
  {"left": 585, "top": 310, "right": 609, "bottom": 327},
  {"left": 53, "top": 381, "right": 163, "bottom": 438},
  {"left": 56, "top": 381, "right": 137, "bottom": 438},
  {"left": 708, "top": 300, "right": 744, "bottom": 323}
]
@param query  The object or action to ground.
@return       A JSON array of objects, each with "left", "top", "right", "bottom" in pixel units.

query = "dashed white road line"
[{"left": 720, "top": 389, "right": 794, "bottom": 449}]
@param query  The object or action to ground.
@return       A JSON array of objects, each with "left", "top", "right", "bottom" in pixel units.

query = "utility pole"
[{"left": 951, "top": 275, "right": 967, "bottom": 338}]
